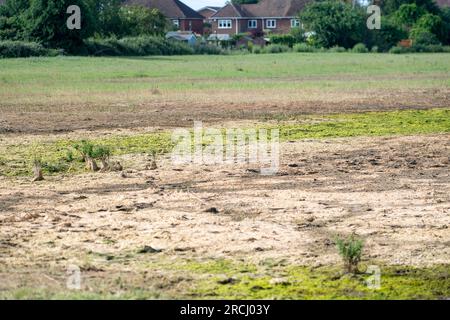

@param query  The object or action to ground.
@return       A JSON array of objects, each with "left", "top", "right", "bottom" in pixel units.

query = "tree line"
[{"left": 0, "top": 0, "right": 168, "bottom": 53}]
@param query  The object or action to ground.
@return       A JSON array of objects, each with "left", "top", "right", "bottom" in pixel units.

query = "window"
[
  {"left": 218, "top": 20, "right": 232, "bottom": 29},
  {"left": 172, "top": 20, "right": 179, "bottom": 27},
  {"left": 248, "top": 20, "right": 257, "bottom": 29},
  {"left": 266, "top": 19, "right": 276, "bottom": 29},
  {"left": 291, "top": 19, "right": 300, "bottom": 28}
]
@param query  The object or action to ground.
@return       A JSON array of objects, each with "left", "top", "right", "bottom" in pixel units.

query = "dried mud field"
[
  {"left": 1, "top": 54, "right": 449, "bottom": 299},
  {"left": 1, "top": 131, "right": 449, "bottom": 299}
]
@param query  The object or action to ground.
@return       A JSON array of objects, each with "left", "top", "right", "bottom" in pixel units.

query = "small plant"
[
  {"left": 72, "top": 141, "right": 112, "bottom": 172},
  {"left": 352, "top": 43, "right": 368, "bottom": 53},
  {"left": 335, "top": 234, "right": 364, "bottom": 274}
]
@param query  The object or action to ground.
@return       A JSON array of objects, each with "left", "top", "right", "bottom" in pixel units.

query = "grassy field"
[
  {"left": 0, "top": 53, "right": 449, "bottom": 107},
  {"left": 0, "top": 52, "right": 449, "bottom": 134}
]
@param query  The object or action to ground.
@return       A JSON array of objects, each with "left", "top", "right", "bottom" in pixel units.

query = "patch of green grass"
[
  {"left": 0, "top": 108, "right": 449, "bottom": 178},
  {"left": 1, "top": 257, "right": 448, "bottom": 300},
  {"left": 278, "top": 108, "right": 450, "bottom": 140},
  {"left": 0, "top": 132, "right": 173, "bottom": 177},
  {"left": 183, "top": 260, "right": 450, "bottom": 300}
]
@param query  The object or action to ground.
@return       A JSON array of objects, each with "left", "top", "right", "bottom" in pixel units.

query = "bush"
[
  {"left": 252, "top": 45, "right": 262, "bottom": 54},
  {"left": 371, "top": 46, "right": 379, "bottom": 53},
  {"left": 84, "top": 36, "right": 197, "bottom": 56},
  {"left": 0, "top": 40, "right": 56, "bottom": 58},
  {"left": 413, "top": 44, "right": 444, "bottom": 52},
  {"left": 328, "top": 46, "right": 346, "bottom": 53},
  {"left": 410, "top": 30, "right": 441, "bottom": 46},
  {"left": 193, "top": 43, "right": 224, "bottom": 55},
  {"left": 389, "top": 45, "right": 414, "bottom": 54},
  {"left": 263, "top": 44, "right": 290, "bottom": 54},
  {"left": 335, "top": 235, "right": 364, "bottom": 274},
  {"left": 270, "top": 34, "right": 297, "bottom": 47},
  {"left": 293, "top": 43, "right": 316, "bottom": 52},
  {"left": 352, "top": 43, "right": 368, "bottom": 53}
]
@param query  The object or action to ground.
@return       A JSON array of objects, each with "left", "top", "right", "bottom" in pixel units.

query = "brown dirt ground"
[
  {"left": 1, "top": 134, "right": 449, "bottom": 285},
  {"left": 1, "top": 87, "right": 449, "bottom": 134}
]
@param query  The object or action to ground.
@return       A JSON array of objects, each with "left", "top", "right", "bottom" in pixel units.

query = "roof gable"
[
  {"left": 212, "top": 0, "right": 311, "bottom": 19},
  {"left": 124, "top": 0, "right": 204, "bottom": 19}
]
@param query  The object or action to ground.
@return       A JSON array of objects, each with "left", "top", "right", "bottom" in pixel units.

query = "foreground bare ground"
[{"left": 0, "top": 133, "right": 449, "bottom": 289}]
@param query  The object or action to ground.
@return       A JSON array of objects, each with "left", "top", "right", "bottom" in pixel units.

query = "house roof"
[
  {"left": 124, "top": 0, "right": 204, "bottom": 19},
  {"left": 198, "top": 6, "right": 222, "bottom": 12},
  {"left": 436, "top": 0, "right": 450, "bottom": 7},
  {"left": 212, "top": 0, "right": 311, "bottom": 18}
]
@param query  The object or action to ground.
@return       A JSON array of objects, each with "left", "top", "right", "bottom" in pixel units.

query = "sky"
[{"left": 183, "top": 0, "right": 226, "bottom": 10}]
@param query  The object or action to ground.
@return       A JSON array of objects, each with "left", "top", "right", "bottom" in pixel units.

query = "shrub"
[
  {"left": 371, "top": 46, "right": 379, "bottom": 53},
  {"left": 270, "top": 34, "right": 297, "bottom": 47},
  {"left": 72, "top": 140, "right": 112, "bottom": 171},
  {"left": 335, "top": 235, "right": 364, "bottom": 274},
  {"left": 252, "top": 45, "right": 262, "bottom": 54},
  {"left": 328, "top": 46, "right": 346, "bottom": 53},
  {"left": 263, "top": 44, "right": 290, "bottom": 54},
  {"left": 0, "top": 40, "right": 56, "bottom": 58},
  {"left": 193, "top": 43, "right": 223, "bottom": 55},
  {"left": 413, "top": 44, "right": 444, "bottom": 52},
  {"left": 410, "top": 30, "right": 441, "bottom": 46},
  {"left": 389, "top": 45, "right": 413, "bottom": 54},
  {"left": 352, "top": 43, "right": 368, "bottom": 53},
  {"left": 293, "top": 43, "right": 316, "bottom": 52},
  {"left": 84, "top": 36, "right": 197, "bottom": 56}
]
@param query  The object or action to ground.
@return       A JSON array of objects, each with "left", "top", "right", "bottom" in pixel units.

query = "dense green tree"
[
  {"left": 119, "top": 6, "right": 167, "bottom": 37},
  {"left": 0, "top": 0, "right": 29, "bottom": 40},
  {"left": 300, "top": 1, "right": 366, "bottom": 48},
  {"left": 382, "top": 0, "right": 439, "bottom": 15},
  {"left": 89, "top": 0, "right": 125, "bottom": 37},
  {"left": 23, "top": 0, "right": 96, "bottom": 52}
]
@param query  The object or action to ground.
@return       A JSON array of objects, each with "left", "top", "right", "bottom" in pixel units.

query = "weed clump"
[
  {"left": 335, "top": 234, "right": 364, "bottom": 274},
  {"left": 72, "top": 141, "right": 117, "bottom": 172}
]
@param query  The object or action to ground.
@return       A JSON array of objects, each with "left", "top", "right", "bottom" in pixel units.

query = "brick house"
[
  {"left": 124, "top": 0, "right": 204, "bottom": 34},
  {"left": 210, "top": 0, "right": 311, "bottom": 38},
  {"left": 198, "top": 6, "right": 222, "bottom": 20}
]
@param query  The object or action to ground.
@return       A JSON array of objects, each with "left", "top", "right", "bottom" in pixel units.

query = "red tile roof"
[
  {"left": 124, "top": 0, "right": 204, "bottom": 19},
  {"left": 212, "top": 0, "right": 312, "bottom": 18}
]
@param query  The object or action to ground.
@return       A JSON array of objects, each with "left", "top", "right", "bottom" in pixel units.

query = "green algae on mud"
[
  {"left": 1, "top": 257, "right": 448, "bottom": 300},
  {"left": 0, "top": 108, "right": 449, "bottom": 177}
]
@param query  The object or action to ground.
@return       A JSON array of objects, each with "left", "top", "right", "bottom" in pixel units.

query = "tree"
[
  {"left": 23, "top": 0, "right": 95, "bottom": 53},
  {"left": 393, "top": 3, "right": 426, "bottom": 29},
  {"left": 382, "top": 0, "right": 440, "bottom": 15},
  {"left": 89, "top": 0, "right": 125, "bottom": 37},
  {"left": 300, "top": 1, "right": 366, "bottom": 48},
  {"left": 0, "top": 0, "right": 29, "bottom": 40},
  {"left": 119, "top": 6, "right": 167, "bottom": 37},
  {"left": 410, "top": 13, "right": 445, "bottom": 44}
]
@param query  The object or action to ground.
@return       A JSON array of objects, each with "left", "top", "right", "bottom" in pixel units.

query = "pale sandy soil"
[{"left": 1, "top": 133, "right": 449, "bottom": 285}]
